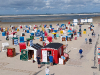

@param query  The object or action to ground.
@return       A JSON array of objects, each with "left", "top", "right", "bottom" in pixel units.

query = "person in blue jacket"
[
  {"left": 79, "top": 49, "right": 83, "bottom": 59},
  {"left": 49, "top": 54, "right": 53, "bottom": 66}
]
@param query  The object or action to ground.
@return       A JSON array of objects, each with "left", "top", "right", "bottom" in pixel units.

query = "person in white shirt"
[{"left": 45, "top": 66, "right": 50, "bottom": 75}]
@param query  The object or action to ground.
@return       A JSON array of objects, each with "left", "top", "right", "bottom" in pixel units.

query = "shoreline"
[
  {"left": 0, "top": 16, "right": 100, "bottom": 27},
  {"left": 0, "top": 13, "right": 100, "bottom": 17}
]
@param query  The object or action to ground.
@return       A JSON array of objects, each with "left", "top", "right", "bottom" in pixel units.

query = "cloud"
[{"left": 0, "top": 0, "right": 99, "bottom": 14}]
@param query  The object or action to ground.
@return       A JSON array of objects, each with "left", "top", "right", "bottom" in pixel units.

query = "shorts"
[
  {"left": 37, "top": 61, "right": 40, "bottom": 64},
  {"left": 50, "top": 61, "right": 53, "bottom": 63}
]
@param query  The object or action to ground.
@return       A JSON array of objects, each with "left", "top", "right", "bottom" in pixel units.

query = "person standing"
[
  {"left": 89, "top": 38, "right": 92, "bottom": 44},
  {"left": 94, "top": 32, "right": 95, "bottom": 37},
  {"left": 36, "top": 55, "right": 41, "bottom": 68},
  {"left": 79, "top": 49, "right": 83, "bottom": 59},
  {"left": 85, "top": 38, "right": 87, "bottom": 44},
  {"left": 45, "top": 66, "right": 50, "bottom": 75},
  {"left": 47, "top": 52, "right": 50, "bottom": 62},
  {"left": 49, "top": 54, "right": 53, "bottom": 66}
]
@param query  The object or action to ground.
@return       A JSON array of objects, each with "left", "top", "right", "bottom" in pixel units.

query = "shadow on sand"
[
  {"left": 16, "top": 53, "right": 20, "bottom": 56},
  {"left": 51, "top": 73, "right": 55, "bottom": 75},
  {"left": 33, "top": 70, "right": 43, "bottom": 75},
  {"left": 41, "top": 64, "right": 45, "bottom": 68}
]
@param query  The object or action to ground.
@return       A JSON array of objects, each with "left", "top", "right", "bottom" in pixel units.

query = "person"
[
  {"left": 61, "top": 55, "right": 65, "bottom": 60},
  {"left": 94, "top": 33, "right": 95, "bottom": 37},
  {"left": 92, "top": 32, "right": 94, "bottom": 37},
  {"left": 45, "top": 66, "right": 50, "bottom": 75},
  {"left": 89, "top": 38, "right": 92, "bottom": 44},
  {"left": 90, "top": 27, "right": 91, "bottom": 31},
  {"left": 49, "top": 54, "right": 53, "bottom": 66},
  {"left": 79, "top": 49, "right": 83, "bottom": 59},
  {"left": 47, "top": 52, "right": 50, "bottom": 62},
  {"left": 85, "top": 38, "right": 87, "bottom": 44},
  {"left": 36, "top": 55, "right": 41, "bottom": 68}
]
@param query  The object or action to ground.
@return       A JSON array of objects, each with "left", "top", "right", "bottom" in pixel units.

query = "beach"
[{"left": 0, "top": 15, "right": 100, "bottom": 75}]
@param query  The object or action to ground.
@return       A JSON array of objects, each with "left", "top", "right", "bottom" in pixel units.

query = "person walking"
[
  {"left": 36, "top": 55, "right": 41, "bottom": 68},
  {"left": 49, "top": 54, "right": 53, "bottom": 66},
  {"left": 92, "top": 32, "right": 94, "bottom": 37},
  {"left": 45, "top": 66, "right": 50, "bottom": 75},
  {"left": 94, "top": 32, "right": 95, "bottom": 37},
  {"left": 85, "top": 38, "right": 87, "bottom": 44},
  {"left": 79, "top": 49, "right": 83, "bottom": 59}
]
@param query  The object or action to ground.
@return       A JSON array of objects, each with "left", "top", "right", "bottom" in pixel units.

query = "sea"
[{"left": 0, "top": 14, "right": 100, "bottom": 22}]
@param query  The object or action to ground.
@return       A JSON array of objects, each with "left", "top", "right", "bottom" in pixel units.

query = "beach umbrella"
[
  {"left": 61, "top": 24, "right": 65, "bottom": 27},
  {"left": 42, "top": 27, "right": 45, "bottom": 32},
  {"left": 44, "top": 31, "right": 48, "bottom": 36},
  {"left": 47, "top": 36, "right": 52, "bottom": 42},
  {"left": 37, "top": 29, "right": 40, "bottom": 33},
  {"left": 68, "top": 22, "right": 70, "bottom": 24},
  {"left": 52, "top": 32, "right": 56, "bottom": 34},
  {"left": 44, "top": 25, "right": 47, "bottom": 28},
  {"left": 67, "top": 30, "right": 72, "bottom": 33},
  {"left": 60, "top": 30, "right": 63, "bottom": 34},
  {"left": 53, "top": 30, "right": 58, "bottom": 33},
  {"left": 26, "top": 25, "right": 28, "bottom": 28}
]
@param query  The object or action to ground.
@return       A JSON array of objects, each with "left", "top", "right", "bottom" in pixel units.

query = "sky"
[{"left": 0, "top": 0, "right": 100, "bottom": 15}]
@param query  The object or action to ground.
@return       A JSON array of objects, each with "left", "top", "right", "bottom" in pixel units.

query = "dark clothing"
[
  {"left": 92, "top": 33, "right": 93, "bottom": 36},
  {"left": 79, "top": 49, "right": 83, "bottom": 54},
  {"left": 36, "top": 57, "right": 41, "bottom": 64},
  {"left": 89, "top": 38, "right": 92, "bottom": 44}
]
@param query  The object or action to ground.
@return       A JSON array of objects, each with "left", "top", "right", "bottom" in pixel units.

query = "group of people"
[
  {"left": 36, "top": 54, "right": 53, "bottom": 68},
  {"left": 85, "top": 38, "right": 92, "bottom": 44},
  {"left": 85, "top": 30, "right": 95, "bottom": 44},
  {"left": 36, "top": 55, "right": 53, "bottom": 75}
]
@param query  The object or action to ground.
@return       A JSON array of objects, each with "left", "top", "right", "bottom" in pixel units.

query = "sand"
[{"left": 0, "top": 16, "right": 100, "bottom": 75}]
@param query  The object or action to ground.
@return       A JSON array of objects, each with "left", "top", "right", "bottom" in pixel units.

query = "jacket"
[{"left": 45, "top": 68, "right": 50, "bottom": 74}]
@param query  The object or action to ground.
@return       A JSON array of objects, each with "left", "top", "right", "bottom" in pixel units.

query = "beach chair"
[
  {"left": 20, "top": 37, "right": 24, "bottom": 43},
  {"left": 2, "top": 32, "right": 6, "bottom": 36},
  {"left": 27, "top": 30, "right": 30, "bottom": 33}
]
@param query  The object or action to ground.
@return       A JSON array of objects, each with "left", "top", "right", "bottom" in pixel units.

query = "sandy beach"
[{"left": 0, "top": 16, "right": 100, "bottom": 75}]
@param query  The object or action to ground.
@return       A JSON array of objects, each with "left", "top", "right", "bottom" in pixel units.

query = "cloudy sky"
[{"left": 0, "top": 0, "right": 100, "bottom": 14}]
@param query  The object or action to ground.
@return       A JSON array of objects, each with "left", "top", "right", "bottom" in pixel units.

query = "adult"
[
  {"left": 45, "top": 66, "right": 50, "bottom": 75},
  {"left": 92, "top": 32, "right": 94, "bottom": 37},
  {"left": 89, "top": 38, "right": 92, "bottom": 44},
  {"left": 79, "top": 49, "right": 83, "bottom": 59},
  {"left": 85, "top": 38, "right": 87, "bottom": 44},
  {"left": 47, "top": 52, "right": 50, "bottom": 62},
  {"left": 36, "top": 55, "right": 41, "bottom": 68},
  {"left": 49, "top": 54, "right": 53, "bottom": 66}
]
